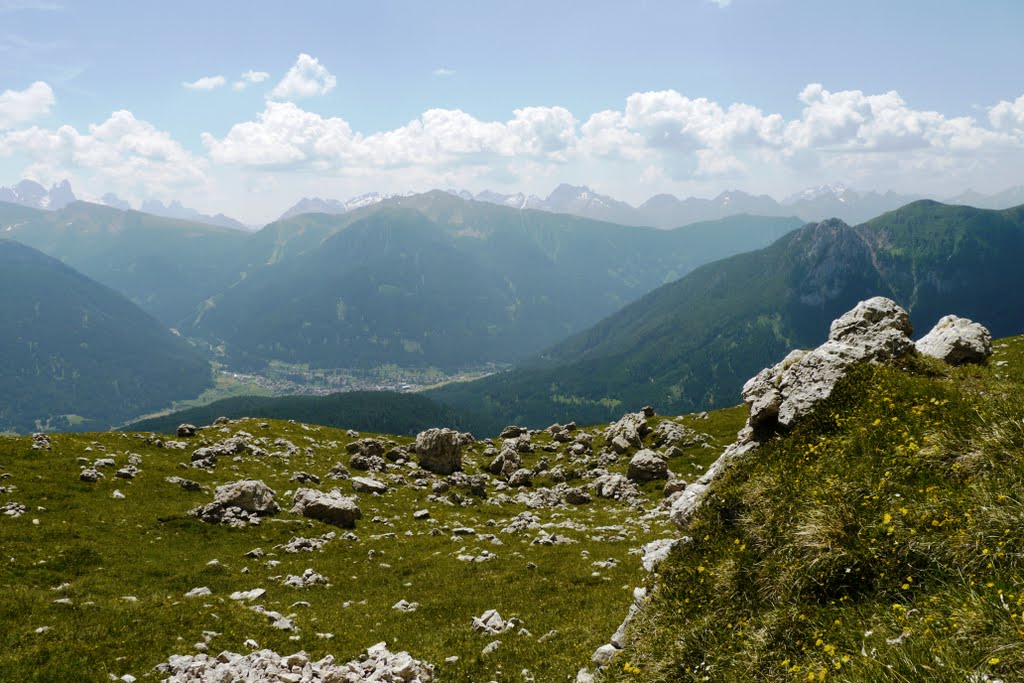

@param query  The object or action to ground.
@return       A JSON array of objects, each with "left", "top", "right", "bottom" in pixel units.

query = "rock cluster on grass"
[
  {"left": 190, "top": 479, "right": 279, "bottom": 527},
  {"left": 155, "top": 642, "right": 434, "bottom": 682}
]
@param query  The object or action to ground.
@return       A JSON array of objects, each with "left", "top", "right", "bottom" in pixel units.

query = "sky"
[{"left": 0, "top": 0, "right": 1022, "bottom": 224}]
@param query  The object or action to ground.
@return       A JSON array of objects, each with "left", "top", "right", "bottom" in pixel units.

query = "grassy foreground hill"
[
  {"left": 0, "top": 398, "right": 745, "bottom": 681},
  {"left": 605, "top": 336, "right": 1024, "bottom": 682},
  {"left": 3, "top": 337, "right": 1022, "bottom": 680},
  {"left": 430, "top": 201, "right": 1024, "bottom": 428},
  {"left": 0, "top": 239, "right": 212, "bottom": 433}
]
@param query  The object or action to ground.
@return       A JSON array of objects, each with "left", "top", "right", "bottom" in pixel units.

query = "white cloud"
[
  {"left": 1, "top": 109, "right": 208, "bottom": 196},
  {"left": 268, "top": 53, "right": 335, "bottom": 100},
  {"left": 198, "top": 83, "right": 1024, "bottom": 201},
  {"left": 183, "top": 75, "right": 226, "bottom": 91},
  {"left": 0, "top": 80, "right": 54, "bottom": 128},
  {"left": 707, "top": 0, "right": 732, "bottom": 7},
  {"left": 233, "top": 70, "right": 270, "bottom": 91},
  {"left": 242, "top": 70, "right": 269, "bottom": 84},
  {"left": 432, "top": 68, "right": 456, "bottom": 77},
  {"left": 202, "top": 101, "right": 355, "bottom": 166},
  {"left": 989, "top": 95, "right": 1024, "bottom": 133},
  {"left": 202, "top": 102, "right": 577, "bottom": 169}
]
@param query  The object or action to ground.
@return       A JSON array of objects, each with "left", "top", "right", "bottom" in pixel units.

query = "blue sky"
[{"left": 1, "top": 0, "right": 1022, "bottom": 223}]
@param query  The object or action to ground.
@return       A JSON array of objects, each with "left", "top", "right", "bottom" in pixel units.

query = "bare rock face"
[
  {"left": 916, "top": 315, "right": 993, "bottom": 365},
  {"left": 414, "top": 428, "right": 463, "bottom": 475},
  {"left": 626, "top": 449, "right": 668, "bottom": 482},
  {"left": 213, "top": 479, "right": 279, "bottom": 515},
  {"left": 291, "top": 488, "right": 362, "bottom": 528}
]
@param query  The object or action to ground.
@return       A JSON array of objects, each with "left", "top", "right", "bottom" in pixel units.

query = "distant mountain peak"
[
  {"left": 277, "top": 193, "right": 389, "bottom": 221},
  {"left": 0, "top": 178, "right": 77, "bottom": 210}
]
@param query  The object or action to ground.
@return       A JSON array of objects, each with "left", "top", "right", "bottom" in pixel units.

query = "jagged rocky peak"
[{"left": 0, "top": 178, "right": 77, "bottom": 210}]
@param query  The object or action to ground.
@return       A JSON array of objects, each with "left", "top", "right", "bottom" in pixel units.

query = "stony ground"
[{"left": 0, "top": 405, "right": 745, "bottom": 682}]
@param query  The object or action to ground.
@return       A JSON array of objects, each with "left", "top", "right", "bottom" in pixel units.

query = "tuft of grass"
[{"left": 604, "top": 336, "right": 1024, "bottom": 683}]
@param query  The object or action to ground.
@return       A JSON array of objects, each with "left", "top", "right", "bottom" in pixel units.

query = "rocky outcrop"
[
  {"left": 746, "top": 296, "right": 915, "bottom": 433},
  {"left": 291, "top": 488, "right": 362, "bottom": 528},
  {"left": 916, "top": 315, "right": 993, "bottom": 365},
  {"left": 670, "top": 297, "right": 917, "bottom": 527},
  {"left": 414, "top": 428, "right": 463, "bottom": 475}
]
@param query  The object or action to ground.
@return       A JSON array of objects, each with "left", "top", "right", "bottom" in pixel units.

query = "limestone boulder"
[
  {"left": 626, "top": 449, "right": 668, "bottom": 482},
  {"left": 414, "top": 428, "right": 463, "bottom": 475},
  {"left": 916, "top": 315, "right": 993, "bottom": 365},
  {"left": 291, "top": 488, "right": 362, "bottom": 528},
  {"left": 212, "top": 479, "right": 279, "bottom": 515}
]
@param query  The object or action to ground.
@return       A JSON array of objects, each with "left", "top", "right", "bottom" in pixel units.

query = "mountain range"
[
  {"left": 0, "top": 179, "right": 251, "bottom": 231},
  {"left": 1, "top": 191, "right": 800, "bottom": 373},
  {"left": 185, "top": 192, "right": 801, "bottom": 371},
  {"left": 279, "top": 182, "right": 1024, "bottom": 229},
  {"left": 6, "top": 182, "right": 1024, "bottom": 437},
  {"left": 428, "top": 200, "right": 1024, "bottom": 431}
]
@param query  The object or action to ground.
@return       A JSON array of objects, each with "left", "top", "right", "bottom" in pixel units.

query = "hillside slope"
[
  {"left": 0, "top": 201, "right": 251, "bottom": 325},
  {"left": 0, "top": 239, "right": 212, "bottom": 432},
  {"left": 430, "top": 201, "right": 1024, "bottom": 427},
  {"left": 603, "top": 335, "right": 1024, "bottom": 682}
]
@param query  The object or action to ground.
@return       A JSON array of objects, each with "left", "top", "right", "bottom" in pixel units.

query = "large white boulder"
[{"left": 916, "top": 315, "right": 992, "bottom": 365}]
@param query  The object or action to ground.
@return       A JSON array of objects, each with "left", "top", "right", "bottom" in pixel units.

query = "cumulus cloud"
[
  {"left": 989, "top": 95, "right": 1024, "bottom": 133},
  {"left": 1, "top": 109, "right": 208, "bottom": 195},
  {"left": 269, "top": 53, "right": 336, "bottom": 100},
  {"left": 197, "top": 83, "right": 1023, "bottom": 196},
  {"left": 202, "top": 102, "right": 576, "bottom": 168},
  {"left": 233, "top": 70, "right": 270, "bottom": 91},
  {"left": 0, "top": 80, "right": 55, "bottom": 128},
  {"left": 707, "top": 0, "right": 732, "bottom": 6},
  {"left": 432, "top": 68, "right": 456, "bottom": 77}
]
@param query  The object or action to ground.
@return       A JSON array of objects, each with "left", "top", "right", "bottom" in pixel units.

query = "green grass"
[
  {"left": 0, "top": 405, "right": 745, "bottom": 681},
  {"left": 602, "top": 336, "right": 1024, "bottom": 682}
]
